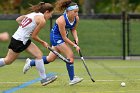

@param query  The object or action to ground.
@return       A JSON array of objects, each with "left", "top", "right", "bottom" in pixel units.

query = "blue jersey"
[{"left": 50, "top": 13, "right": 77, "bottom": 46}]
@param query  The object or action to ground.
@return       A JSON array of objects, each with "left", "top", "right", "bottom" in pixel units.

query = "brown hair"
[
  {"left": 30, "top": 2, "right": 54, "bottom": 13},
  {"left": 55, "top": 0, "right": 77, "bottom": 13}
]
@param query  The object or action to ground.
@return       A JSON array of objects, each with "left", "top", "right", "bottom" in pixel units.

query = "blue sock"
[
  {"left": 30, "top": 56, "right": 49, "bottom": 66},
  {"left": 66, "top": 63, "right": 74, "bottom": 80},
  {"left": 30, "top": 59, "right": 35, "bottom": 66},
  {"left": 42, "top": 56, "right": 50, "bottom": 64}
]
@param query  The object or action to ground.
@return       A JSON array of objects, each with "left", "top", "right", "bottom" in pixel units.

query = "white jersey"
[{"left": 12, "top": 12, "right": 44, "bottom": 45}]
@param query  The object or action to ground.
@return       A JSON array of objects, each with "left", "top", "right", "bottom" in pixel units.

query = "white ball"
[{"left": 121, "top": 82, "right": 126, "bottom": 87}]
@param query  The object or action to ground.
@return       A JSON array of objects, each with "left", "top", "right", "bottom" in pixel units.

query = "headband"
[{"left": 66, "top": 5, "right": 79, "bottom": 11}]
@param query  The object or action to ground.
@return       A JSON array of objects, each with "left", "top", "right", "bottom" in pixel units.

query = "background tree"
[
  {"left": 129, "top": 0, "right": 140, "bottom": 13},
  {"left": 119, "top": 0, "right": 129, "bottom": 11},
  {"left": 12, "top": 0, "right": 22, "bottom": 13},
  {"left": 82, "top": 0, "right": 92, "bottom": 15},
  {"left": 0, "top": 0, "right": 140, "bottom": 14}
]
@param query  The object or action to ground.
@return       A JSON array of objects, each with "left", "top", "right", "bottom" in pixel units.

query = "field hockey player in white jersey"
[
  {"left": 23, "top": 0, "right": 83, "bottom": 85},
  {"left": 0, "top": 2, "right": 57, "bottom": 86}
]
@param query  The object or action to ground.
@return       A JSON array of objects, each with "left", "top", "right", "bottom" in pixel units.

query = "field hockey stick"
[
  {"left": 74, "top": 41, "right": 95, "bottom": 82},
  {"left": 47, "top": 46, "right": 71, "bottom": 63}
]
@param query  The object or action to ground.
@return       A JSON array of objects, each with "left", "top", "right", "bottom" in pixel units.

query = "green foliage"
[
  {"left": 95, "top": 0, "right": 122, "bottom": 13},
  {"left": 21, "top": 0, "right": 43, "bottom": 9},
  {"left": 93, "top": 0, "right": 140, "bottom": 13},
  {"left": 0, "top": 0, "right": 140, "bottom": 14}
]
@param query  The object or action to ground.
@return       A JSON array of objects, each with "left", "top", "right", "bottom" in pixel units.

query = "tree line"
[{"left": 0, "top": 0, "right": 140, "bottom": 14}]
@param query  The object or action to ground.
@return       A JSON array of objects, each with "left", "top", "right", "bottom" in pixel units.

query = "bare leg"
[
  {"left": 0, "top": 49, "right": 19, "bottom": 67},
  {"left": 46, "top": 46, "right": 59, "bottom": 62},
  {"left": 23, "top": 45, "right": 58, "bottom": 74},
  {"left": 56, "top": 43, "right": 83, "bottom": 85},
  {"left": 55, "top": 43, "right": 75, "bottom": 80},
  {"left": 26, "top": 42, "right": 57, "bottom": 86},
  {"left": 56, "top": 43, "right": 74, "bottom": 63},
  {"left": 4, "top": 49, "right": 19, "bottom": 64},
  {"left": 26, "top": 42, "right": 46, "bottom": 79},
  {"left": 23, "top": 43, "right": 73, "bottom": 79}
]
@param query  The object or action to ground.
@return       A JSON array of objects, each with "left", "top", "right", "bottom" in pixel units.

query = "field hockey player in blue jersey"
[{"left": 23, "top": 0, "right": 83, "bottom": 85}]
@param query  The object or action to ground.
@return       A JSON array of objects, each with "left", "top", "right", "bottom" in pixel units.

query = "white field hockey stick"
[
  {"left": 74, "top": 41, "right": 95, "bottom": 82},
  {"left": 47, "top": 46, "right": 71, "bottom": 63},
  {"left": 78, "top": 49, "right": 95, "bottom": 82}
]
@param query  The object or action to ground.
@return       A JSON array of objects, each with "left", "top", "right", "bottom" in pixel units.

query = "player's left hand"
[
  {"left": 75, "top": 45, "right": 80, "bottom": 52},
  {"left": 42, "top": 41, "right": 49, "bottom": 48}
]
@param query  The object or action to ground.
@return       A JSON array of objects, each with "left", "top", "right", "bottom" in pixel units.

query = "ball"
[{"left": 121, "top": 82, "right": 126, "bottom": 87}]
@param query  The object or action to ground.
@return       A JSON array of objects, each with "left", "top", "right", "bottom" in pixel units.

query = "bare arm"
[
  {"left": 16, "top": 15, "right": 25, "bottom": 24},
  {"left": 57, "top": 16, "right": 80, "bottom": 52},
  {"left": 71, "top": 16, "right": 79, "bottom": 44},
  {"left": 57, "top": 16, "right": 76, "bottom": 47},
  {"left": 31, "top": 16, "right": 49, "bottom": 48}
]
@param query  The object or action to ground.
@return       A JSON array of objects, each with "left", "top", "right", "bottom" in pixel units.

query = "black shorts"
[{"left": 8, "top": 37, "right": 31, "bottom": 53}]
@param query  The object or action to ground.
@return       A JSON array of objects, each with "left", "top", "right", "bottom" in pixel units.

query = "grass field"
[
  {"left": 1, "top": 19, "right": 140, "bottom": 57},
  {"left": 0, "top": 59, "right": 140, "bottom": 93},
  {"left": 0, "top": 19, "right": 123, "bottom": 57}
]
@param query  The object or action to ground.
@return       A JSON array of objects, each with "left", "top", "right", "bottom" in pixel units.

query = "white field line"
[
  {"left": 96, "top": 79, "right": 133, "bottom": 82},
  {"left": 46, "top": 65, "right": 140, "bottom": 69},
  {"left": 0, "top": 82, "right": 27, "bottom": 84},
  {"left": 85, "top": 79, "right": 140, "bottom": 82},
  {"left": 98, "top": 90, "right": 140, "bottom": 93},
  {"left": 80, "top": 90, "right": 140, "bottom": 93}
]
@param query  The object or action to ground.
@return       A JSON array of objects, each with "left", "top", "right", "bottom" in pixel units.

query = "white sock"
[
  {"left": 35, "top": 59, "right": 46, "bottom": 79},
  {"left": 0, "top": 58, "right": 5, "bottom": 67}
]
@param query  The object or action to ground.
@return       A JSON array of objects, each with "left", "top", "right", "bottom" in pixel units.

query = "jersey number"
[{"left": 20, "top": 17, "right": 32, "bottom": 28}]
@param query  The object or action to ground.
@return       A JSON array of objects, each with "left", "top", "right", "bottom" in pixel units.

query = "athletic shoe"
[
  {"left": 23, "top": 58, "right": 31, "bottom": 74},
  {"left": 69, "top": 76, "right": 83, "bottom": 85},
  {"left": 41, "top": 75, "right": 57, "bottom": 86}
]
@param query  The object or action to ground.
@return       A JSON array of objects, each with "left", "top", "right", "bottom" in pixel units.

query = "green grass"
[
  {"left": 129, "top": 20, "right": 140, "bottom": 55},
  {"left": 0, "top": 19, "right": 123, "bottom": 57},
  {"left": 77, "top": 19, "right": 122, "bottom": 56},
  {"left": 0, "top": 59, "right": 140, "bottom": 93},
  {"left": 0, "top": 19, "right": 140, "bottom": 57}
]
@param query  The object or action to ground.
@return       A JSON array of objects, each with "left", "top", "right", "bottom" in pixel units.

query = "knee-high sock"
[
  {"left": 35, "top": 59, "right": 46, "bottom": 79},
  {"left": 30, "top": 56, "right": 49, "bottom": 66},
  {"left": 0, "top": 58, "right": 5, "bottom": 67},
  {"left": 66, "top": 63, "right": 74, "bottom": 80}
]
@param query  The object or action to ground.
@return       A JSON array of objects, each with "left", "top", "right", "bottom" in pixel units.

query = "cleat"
[
  {"left": 23, "top": 58, "right": 31, "bottom": 74},
  {"left": 69, "top": 76, "right": 83, "bottom": 85},
  {"left": 41, "top": 75, "right": 57, "bottom": 86}
]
